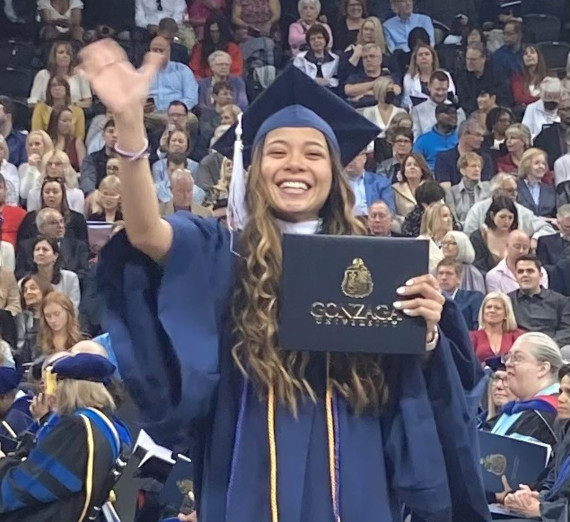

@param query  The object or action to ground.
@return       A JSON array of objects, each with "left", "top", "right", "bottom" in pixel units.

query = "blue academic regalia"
[
  {"left": 98, "top": 212, "right": 491, "bottom": 522},
  {"left": 0, "top": 395, "right": 33, "bottom": 451}
]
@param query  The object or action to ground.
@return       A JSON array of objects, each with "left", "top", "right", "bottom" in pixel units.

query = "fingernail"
[
  {"left": 403, "top": 309, "right": 412, "bottom": 315},
  {"left": 393, "top": 301, "right": 402, "bottom": 308},
  {"left": 406, "top": 278, "right": 414, "bottom": 286},
  {"left": 396, "top": 287, "right": 405, "bottom": 295}
]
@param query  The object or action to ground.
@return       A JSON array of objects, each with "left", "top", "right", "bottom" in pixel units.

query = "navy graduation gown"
[{"left": 98, "top": 212, "right": 491, "bottom": 522}]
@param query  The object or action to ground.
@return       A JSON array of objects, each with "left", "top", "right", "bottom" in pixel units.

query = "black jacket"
[{"left": 16, "top": 210, "right": 88, "bottom": 245}]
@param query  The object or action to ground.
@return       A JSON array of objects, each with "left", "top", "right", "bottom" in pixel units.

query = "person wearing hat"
[
  {"left": 0, "top": 367, "right": 32, "bottom": 452},
  {"left": 79, "top": 40, "right": 488, "bottom": 522},
  {"left": 0, "top": 353, "right": 131, "bottom": 521}
]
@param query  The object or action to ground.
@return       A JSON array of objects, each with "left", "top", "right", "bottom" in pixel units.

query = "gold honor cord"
[
  {"left": 326, "top": 353, "right": 341, "bottom": 522},
  {"left": 1, "top": 421, "right": 16, "bottom": 439},
  {"left": 78, "top": 414, "right": 95, "bottom": 522},
  {"left": 268, "top": 386, "right": 279, "bottom": 522}
]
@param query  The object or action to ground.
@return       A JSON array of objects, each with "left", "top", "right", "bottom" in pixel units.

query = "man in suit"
[
  {"left": 344, "top": 150, "right": 395, "bottom": 217},
  {"left": 537, "top": 204, "right": 570, "bottom": 267},
  {"left": 367, "top": 200, "right": 401, "bottom": 237},
  {"left": 15, "top": 208, "right": 89, "bottom": 283},
  {"left": 436, "top": 258, "right": 484, "bottom": 330}
]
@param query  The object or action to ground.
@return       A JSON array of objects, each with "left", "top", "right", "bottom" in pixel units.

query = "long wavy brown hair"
[
  {"left": 38, "top": 291, "right": 82, "bottom": 355},
  {"left": 232, "top": 137, "right": 389, "bottom": 416}
]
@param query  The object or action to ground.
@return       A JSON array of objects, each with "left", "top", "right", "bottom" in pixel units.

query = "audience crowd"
[{"left": 0, "top": 0, "right": 568, "bottom": 520}]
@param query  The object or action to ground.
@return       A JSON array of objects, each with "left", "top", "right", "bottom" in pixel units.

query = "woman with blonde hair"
[
  {"left": 18, "top": 130, "right": 54, "bottom": 202},
  {"left": 516, "top": 148, "right": 556, "bottom": 218},
  {"left": 402, "top": 45, "right": 456, "bottom": 110},
  {"left": 496, "top": 123, "right": 532, "bottom": 175},
  {"left": 418, "top": 202, "right": 454, "bottom": 273},
  {"left": 362, "top": 76, "right": 405, "bottom": 138},
  {"left": 0, "top": 353, "right": 131, "bottom": 521},
  {"left": 469, "top": 291, "right": 524, "bottom": 362},
  {"left": 83, "top": 40, "right": 488, "bottom": 521},
  {"left": 37, "top": 291, "right": 82, "bottom": 354},
  {"left": 26, "top": 149, "right": 84, "bottom": 213},
  {"left": 441, "top": 230, "right": 486, "bottom": 293},
  {"left": 85, "top": 175, "right": 122, "bottom": 223}
]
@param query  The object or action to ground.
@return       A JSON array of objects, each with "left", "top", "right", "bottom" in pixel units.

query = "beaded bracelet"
[{"left": 114, "top": 138, "right": 150, "bottom": 161}]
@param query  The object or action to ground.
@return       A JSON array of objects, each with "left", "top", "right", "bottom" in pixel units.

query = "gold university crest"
[{"left": 341, "top": 258, "right": 373, "bottom": 299}]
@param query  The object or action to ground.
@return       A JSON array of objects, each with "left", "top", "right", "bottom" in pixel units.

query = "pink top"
[
  {"left": 469, "top": 329, "right": 526, "bottom": 363},
  {"left": 485, "top": 258, "right": 549, "bottom": 295},
  {"left": 288, "top": 20, "right": 333, "bottom": 56}
]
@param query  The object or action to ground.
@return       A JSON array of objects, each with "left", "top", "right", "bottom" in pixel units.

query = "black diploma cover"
[{"left": 279, "top": 234, "right": 429, "bottom": 355}]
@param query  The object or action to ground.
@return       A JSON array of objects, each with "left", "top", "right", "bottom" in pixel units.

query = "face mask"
[
  {"left": 385, "top": 91, "right": 397, "bottom": 105},
  {"left": 544, "top": 101, "right": 559, "bottom": 112}
]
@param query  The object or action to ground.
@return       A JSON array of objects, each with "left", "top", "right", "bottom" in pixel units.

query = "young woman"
[
  {"left": 392, "top": 152, "right": 433, "bottom": 219},
  {"left": 18, "top": 177, "right": 88, "bottom": 244},
  {"left": 510, "top": 45, "right": 548, "bottom": 107},
  {"left": 26, "top": 150, "right": 84, "bottom": 213},
  {"left": 28, "top": 40, "right": 92, "bottom": 108},
  {"left": 31, "top": 76, "right": 85, "bottom": 140},
  {"left": 27, "top": 238, "right": 81, "bottom": 311},
  {"left": 85, "top": 174, "right": 123, "bottom": 223},
  {"left": 37, "top": 290, "right": 81, "bottom": 354},
  {"left": 16, "top": 275, "right": 52, "bottom": 364},
  {"left": 18, "top": 131, "right": 54, "bottom": 203},
  {"left": 81, "top": 40, "right": 487, "bottom": 522},
  {"left": 46, "top": 106, "right": 86, "bottom": 172}
]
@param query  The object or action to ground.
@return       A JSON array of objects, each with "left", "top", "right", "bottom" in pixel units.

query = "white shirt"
[
  {"left": 275, "top": 218, "right": 320, "bottom": 235},
  {"left": 53, "top": 269, "right": 81, "bottom": 311},
  {"left": 135, "top": 0, "right": 187, "bottom": 27},
  {"left": 361, "top": 105, "right": 407, "bottom": 138},
  {"left": 37, "top": 0, "right": 83, "bottom": 20},
  {"left": 522, "top": 99, "right": 561, "bottom": 139},
  {"left": 554, "top": 154, "right": 570, "bottom": 187},
  {"left": 1, "top": 160, "right": 19, "bottom": 206},
  {"left": 28, "top": 69, "right": 91, "bottom": 106},
  {"left": 485, "top": 257, "right": 548, "bottom": 294},
  {"left": 402, "top": 72, "right": 456, "bottom": 110}
]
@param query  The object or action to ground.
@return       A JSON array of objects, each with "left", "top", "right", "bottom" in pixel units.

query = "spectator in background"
[
  {"left": 434, "top": 118, "right": 495, "bottom": 189},
  {"left": 85, "top": 175, "right": 122, "bottom": 223},
  {"left": 186, "top": 0, "right": 226, "bottom": 42},
  {"left": 198, "top": 51, "right": 248, "bottom": 110},
  {"left": 31, "top": 77, "right": 85, "bottom": 141},
  {"left": 470, "top": 291, "right": 524, "bottom": 363},
  {"left": 516, "top": 148, "right": 556, "bottom": 218},
  {"left": 463, "top": 173, "right": 556, "bottom": 239},
  {"left": 446, "top": 152, "right": 490, "bottom": 225},
  {"left": 441, "top": 230, "right": 486, "bottom": 293},
  {"left": 413, "top": 103, "right": 459, "bottom": 171},
  {"left": 19, "top": 131, "right": 54, "bottom": 204},
  {"left": 38, "top": 0, "right": 84, "bottom": 42},
  {"left": 288, "top": 0, "right": 333, "bottom": 56},
  {"left": 510, "top": 44, "right": 548, "bottom": 107},
  {"left": 37, "top": 291, "right": 82, "bottom": 354},
  {"left": 402, "top": 44, "right": 455, "bottom": 110},
  {"left": 393, "top": 152, "right": 432, "bottom": 219},
  {"left": 483, "top": 107, "right": 513, "bottom": 157},
  {"left": 510, "top": 255, "right": 570, "bottom": 347},
  {"left": 377, "top": 125, "right": 413, "bottom": 180},
  {"left": 496, "top": 123, "right": 531, "bottom": 175},
  {"left": 16, "top": 207, "right": 89, "bottom": 282},
  {"left": 231, "top": 0, "right": 281, "bottom": 42},
  {"left": 383, "top": 0, "right": 434, "bottom": 53},
  {"left": 344, "top": 149, "right": 395, "bottom": 216},
  {"left": 26, "top": 150, "right": 83, "bottom": 213},
  {"left": 17, "top": 177, "right": 88, "bottom": 244},
  {"left": 0, "top": 137, "right": 19, "bottom": 207},
  {"left": 85, "top": 109, "right": 111, "bottom": 156},
  {"left": 28, "top": 41, "right": 92, "bottom": 109},
  {"left": 367, "top": 200, "right": 398, "bottom": 236},
  {"left": 522, "top": 77, "right": 563, "bottom": 139},
  {"left": 0, "top": 174, "right": 25, "bottom": 248},
  {"left": 418, "top": 202, "right": 453, "bottom": 272},
  {"left": 362, "top": 77, "right": 405, "bottom": 137},
  {"left": 0, "top": 264, "right": 21, "bottom": 349},
  {"left": 411, "top": 70, "right": 466, "bottom": 138},
  {"left": 333, "top": 0, "right": 366, "bottom": 52},
  {"left": 160, "top": 169, "right": 200, "bottom": 215},
  {"left": 0, "top": 97, "right": 27, "bottom": 168},
  {"left": 46, "top": 106, "right": 86, "bottom": 172},
  {"left": 146, "top": 36, "right": 199, "bottom": 126},
  {"left": 293, "top": 24, "right": 339, "bottom": 90},
  {"left": 470, "top": 195, "right": 518, "bottom": 274},
  {"left": 402, "top": 180, "right": 445, "bottom": 237},
  {"left": 471, "top": 89, "right": 499, "bottom": 129},
  {"left": 492, "top": 20, "right": 524, "bottom": 82},
  {"left": 554, "top": 128, "right": 570, "bottom": 187},
  {"left": 534, "top": 95, "right": 570, "bottom": 171},
  {"left": 478, "top": 358, "right": 516, "bottom": 430},
  {"left": 456, "top": 43, "right": 510, "bottom": 116},
  {"left": 134, "top": 0, "right": 187, "bottom": 36},
  {"left": 436, "top": 258, "right": 484, "bottom": 330},
  {"left": 189, "top": 15, "right": 243, "bottom": 79},
  {"left": 536, "top": 204, "right": 570, "bottom": 267},
  {"left": 486, "top": 229, "right": 549, "bottom": 294},
  {"left": 79, "top": 119, "right": 117, "bottom": 194}
]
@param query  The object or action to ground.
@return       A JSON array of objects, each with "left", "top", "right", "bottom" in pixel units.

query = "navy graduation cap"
[
  {"left": 484, "top": 356, "right": 506, "bottom": 373},
  {"left": 51, "top": 353, "right": 116, "bottom": 383},
  {"left": 214, "top": 64, "right": 380, "bottom": 168},
  {"left": 0, "top": 367, "right": 22, "bottom": 395}
]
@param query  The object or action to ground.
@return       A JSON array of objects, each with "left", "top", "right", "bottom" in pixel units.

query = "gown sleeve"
[{"left": 98, "top": 213, "right": 233, "bottom": 450}]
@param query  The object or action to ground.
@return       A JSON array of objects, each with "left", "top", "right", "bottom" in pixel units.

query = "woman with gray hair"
[
  {"left": 522, "top": 76, "right": 563, "bottom": 139},
  {"left": 288, "top": 0, "right": 333, "bottom": 56},
  {"left": 496, "top": 123, "right": 532, "bottom": 176},
  {"left": 441, "top": 230, "right": 486, "bottom": 293}
]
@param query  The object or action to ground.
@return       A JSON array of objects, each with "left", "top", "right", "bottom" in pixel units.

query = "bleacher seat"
[
  {"left": 435, "top": 43, "right": 458, "bottom": 75},
  {"left": 0, "top": 39, "right": 37, "bottom": 69},
  {"left": 432, "top": 20, "right": 450, "bottom": 46},
  {"left": 0, "top": 67, "right": 34, "bottom": 99},
  {"left": 523, "top": 14, "right": 562, "bottom": 43},
  {"left": 536, "top": 41, "right": 570, "bottom": 75},
  {"left": 11, "top": 99, "right": 31, "bottom": 131}
]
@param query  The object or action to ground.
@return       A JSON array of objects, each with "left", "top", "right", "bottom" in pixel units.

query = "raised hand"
[{"left": 76, "top": 39, "right": 164, "bottom": 116}]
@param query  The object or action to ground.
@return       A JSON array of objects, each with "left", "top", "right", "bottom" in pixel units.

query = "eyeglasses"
[
  {"left": 491, "top": 374, "right": 508, "bottom": 384},
  {"left": 440, "top": 240, "right": 457, "bottom": 247},
  {"left": 501, "top": 352, "right": 531, "bottom": 365}
]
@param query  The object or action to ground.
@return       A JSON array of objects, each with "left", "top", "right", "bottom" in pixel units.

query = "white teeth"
[{"left": 279, "top": 181, "right": 309, "bottom": 190}]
